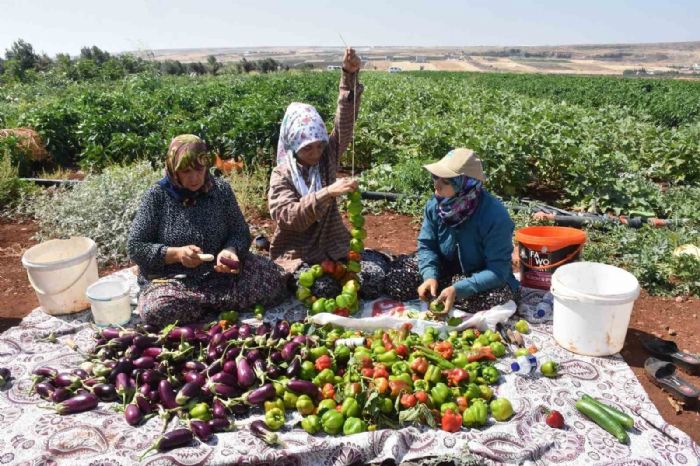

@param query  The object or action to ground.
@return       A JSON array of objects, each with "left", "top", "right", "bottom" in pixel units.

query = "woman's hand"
[
  {"left": 177, "top": 245, "right": 203, "bottom": 268},
  {"left": 342, "top": 48, "right": 361, "bottom": 73},
  {"left": 215, "top": 248, "right": 240, "bottom": 274},
  {"left": 418, "top": 278, "right": 438, "bottom": 301},
  {"left": 436, "top": 286, "right": 457, "bottom": 311},
  {"left": 327, "top": 177, "right": 358, "bottom": 197}
]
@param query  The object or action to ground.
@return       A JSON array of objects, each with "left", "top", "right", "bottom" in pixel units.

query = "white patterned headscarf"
[{"left": 276, "top": 102, "right": 329, "bottom": 196}]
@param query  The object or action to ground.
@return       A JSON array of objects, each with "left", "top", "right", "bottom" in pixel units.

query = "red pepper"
[
  {"left": 373, "top": 367, "right": 389, "bottom": 379},
  {"left": 467, "top": 346, "right": 496, "bottom": 362},
  {"left": 410, "top": 357, "right": 429, "bottom": 375},
  {"left": 361, "top": 367, "right": 374, "bottom": 378},
  {"left": 546, "top": 409, "right": 565, "bottom": 429},
  {"left": 441, "top": 409, "right": 462, "bottom": 432},
  {"left": 382, "top": 333, "right": 393, "bottom": 350},
  {"left": 389, "top": 380, "right": 410, "bottom": 397},
  {"left": 396, "top": 344, "right": 408, "bottom": 359},
  {"left": 435, "top": 341, "right": 454, "bottom": 360},
  {"left": 400, "top": 393, "right": 417, "bottom": 409},
  {"left": 446, "top": 368, "right": 469, "bottom": 386},
  {"left": 415, "top": 391, "right": 429, "bottom": 405},
  {"left": 314, "top": 354, "right": 332, "bottom": 371},
  {"left": 334, "top": 308, "right": 349, "bottom": 317},
  {"left": 374, "top": 377, "right": 389, "bottom": 394},
  {"left": 322, "top": 383, "right": 335, "bottom": 400},
  {"left": 456, "top": 396, "right": 469, "bottom": 413}
]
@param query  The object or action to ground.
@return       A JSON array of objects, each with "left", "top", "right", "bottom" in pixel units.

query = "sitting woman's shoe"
[
  {"left": 644, "top": 357, "right": 700, "bottom": 407},
  {"left": 641, "top": 335, "right": 700, "bottom": 375}
]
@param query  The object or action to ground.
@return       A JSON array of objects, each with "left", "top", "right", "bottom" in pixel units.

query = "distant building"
[{"left": 415, "top": 56, "right": 427, "bottom": 63}]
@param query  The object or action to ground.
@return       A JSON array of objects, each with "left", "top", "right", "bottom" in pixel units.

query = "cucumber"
[
  {"left": 582, "top": 394, "right": 635, "bottom": 430},
  {"left": 576, "top": 398, "right": 629, "bottom": 443}
]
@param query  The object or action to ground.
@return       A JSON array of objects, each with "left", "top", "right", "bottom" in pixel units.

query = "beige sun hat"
[{"left": 423, "top": 148, "right": 486, "bottom": 182}]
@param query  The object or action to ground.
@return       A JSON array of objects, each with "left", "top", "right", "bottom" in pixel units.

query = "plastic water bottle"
[
  {"left": 510, "top": 354, "right": 538, "bottom": 376},
  {"left": 534, "top": 292, "right": 554, "bottom": 319}
]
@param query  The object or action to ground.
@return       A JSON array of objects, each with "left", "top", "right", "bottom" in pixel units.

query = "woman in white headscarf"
[{"left": 268, "top": 48, "right": 362, "bottom": 273}]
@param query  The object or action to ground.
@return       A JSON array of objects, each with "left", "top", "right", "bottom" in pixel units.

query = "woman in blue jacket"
[{"left": 385, "top": 148, "right": 519, "bottom": 313}]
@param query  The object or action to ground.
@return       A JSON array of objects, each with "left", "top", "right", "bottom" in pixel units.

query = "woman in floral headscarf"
[
  {"left": 127, "top": 134, "right": 289, "bottom": 327},
  {"left": 268, "top": 48, "right": 362, "bottom": 272}
]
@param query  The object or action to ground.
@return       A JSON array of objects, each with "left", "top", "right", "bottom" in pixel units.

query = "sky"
[{"left": 0, "top": 0, "right": 698, "bottom": 56}]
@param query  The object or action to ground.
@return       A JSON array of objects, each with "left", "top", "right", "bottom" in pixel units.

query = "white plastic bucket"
[
  {"left": 22, "top": 237, "right": 99, "bottom": 315},
  {"left": 86, "top": 278, "right": 132, "bottom": 327},
  {"left": 551, "top": 261, "right": 640, "bottom": 356}
]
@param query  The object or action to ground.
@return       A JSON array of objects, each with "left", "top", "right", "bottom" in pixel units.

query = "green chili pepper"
[
  {"left": 343, "top": 417, "right": 367, "bottom": 435},
  {"left": 300, "top": 360, "right": 317, "bottom": 381},
  {"left": 376, "top": 349, "right": 398, "bottom": 363},
  {"left": 415, "top": 346, "right": 455, "bottom": 370},
  {"left": 424, "top": 365, "right": 442, "bottom": 384},
  {"left": 218, "top": 310, "right": 239, "bottom": 322},
  {"left": 265, "top": 407, "right": 286, "bottom": 431},
  {"left": 189, "top": 402, "right": 212, "bottom": 421},
  {"left": 452, "top": 352, "right": 469, "bottom": 368},
  {"left": 321, "top": 409, "right": 345, "bottom": 435},
  {"left": 301, "top": 414, "right": 321, "bottom": 434},
  {"left": 431, "top": 382, "right": 451, "bottom": 406},
  {"left": 340, "top": 398, "right": 361, "bottom": 418}
]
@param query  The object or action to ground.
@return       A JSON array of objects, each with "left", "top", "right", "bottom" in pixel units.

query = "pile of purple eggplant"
[{"left": 30, "top": 318, "right": 315, "bottom": 457}]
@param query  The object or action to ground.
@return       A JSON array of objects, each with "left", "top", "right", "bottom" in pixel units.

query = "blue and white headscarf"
[
  {"left": 435, "top": 176, "right": 483, "bottom": 227},
  {"left": 276, "top": 102, "right": 329, "bottom": 196}
]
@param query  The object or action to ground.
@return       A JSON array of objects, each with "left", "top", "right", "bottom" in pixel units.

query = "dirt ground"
[{"left": 1, "top": 215, "right": 698, "bottom": 443}]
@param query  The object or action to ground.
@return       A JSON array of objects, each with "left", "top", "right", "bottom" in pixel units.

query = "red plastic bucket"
[{"left": 515, "top": 226, "right": 587, "bottom": 290}]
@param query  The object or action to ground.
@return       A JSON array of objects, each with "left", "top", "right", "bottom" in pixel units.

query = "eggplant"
[
  {"left": 141, "top": 347, "right": 162, "bottom": 358},
  {"left": 133, "top": 357, "right": 155, "bottom": 370},
  {"left": 292, "top": 335, "right": 308, "bottom": 345},
  {"left": 100, "top": 327, "right": 120, "bottom": 340},
  {"left": 253, "top": 359, "right": 266, "bottom": 377},
  {"left": 54, "top": 373, "right": 81, "bottom": 389},
  {"left": 33, "top": 366, "right": 58, "bottom": 379},
  {"left": 109, "top": 358, "right": 133, "bottom": 381},
  {"left": 140, "top": 369, "right": 161, "bottom": 386},
  {"left": 222, "top": 360, "right": 237, "bottom": 375},
  {"left": 256, "top": 323, "right": 270, "bottom": 337},
  {"left": 219, "top": 257, "right": 239, "bottom": 270},
  {"left": 115, "top": 373, "right": 135, "bottom": 403},
  {"left": 209, "top": 333, "right": 224, "bottom": 349},
  {"left": 140, "top": 429, "right": 193, "bottom": 459},
  {"left": 183, "top": 371, "right": 206, "bottom": 387},
  {"left": 208, "top": 417, "right": 231, "bottom": 432},
  {"left": 175, "top": 382, "right": 201, "bottom": 405},
  {"left": 125, "top": 403, "right": 143, "bottom": 426},
  {"left": 236, "top": 359, "right": 255, "bottom": 388},
  {"left": 139, "top": 324, "right": 159, "bottom": 334},
  {"left": 83, "top": 376, "right": 104, "bottom": 387},
  {"left": 238, "top": 324, "right": 252, "bottom": 339},
  {"left": 168, "top": 327, "right": 196, "bottom": 342},
  {"left": 184, "top": 361, "right": 207, "bottom": 372},
  {"left": 249, "top": 420, "right": 284, "bottom": 447},
  {"left": 208, "top": 323, "right": 223, "bottom": 337},
  {"left": 246, "top": 349, "right": 263, "bottom": 363},
  {"left": 135, "top": 393, "right": 152, "bottom": 414},
  {"left": 241, "top": 383, "right": 275, "bottom": 406},
  {"left": 207, "top": 347, "right": 219, "bottom": 362},
  {"left": 287, "top": 379, "right": 320, "bottom": 401},
  {"left": 35, "top": 381, "right": 55, "bottom": 400},
  {"left": 285, "top": 357, "right": 301, "bottom": 378},
  {"left": 276, "top": 321, "right": 290, "bottom": 339},
  {"left": 224, "top": 347, "right": 241, "bottom": 361},
  {"left": 103, "top": 360, "right": 117, "bottom": 369},
  {"left": 158, "top": 380, "right": 178, "bottom": 409},
  {"left": 208, "top": 383, "right": 240, "bottom": 398},
  {"left": 270, "top": 351, "right": 284, "bottom": 365},
  {"left": 190, "top": 420, "right": 213, "bottom": 441},
  {"left": 229, "top": 403, "right": 249, "bottom": 416},
  {"left": 93, "top": 383, "right": 119, "bottom": 401},
  {"left": 212, "top": 398, "right": 228, "bottom": 418},
  {"left": 52, "top": 387, "right": 73, "bottom": 404},
  {"left": 206, "top": 360, "right": 222, "bottom": 377},
  {"left": 222, "top": 326, "right": 239, "bottom": 341},
  {"left": 281, "top": 342, "right": 299, "bottom": 362},
  {"left": 71, "top": 368, "right": 89, "bottom": 380},
  {"left": 125, "top": 345, "right": 142, "bottom": 359},
  {"left": 210, "top": 372, "right": 237, "bottom": 386},
  {"left": 266, "top": 365, "right": 282, "bottom": 379},
  {"left": 55, "top": 393, "right": 98, "bottom": 415},
  {"left": 195, "top": 331, "right": 210, "bottom": 345},
  {"left": 133, "top": 335, "right": 158, "bottom": 349}
]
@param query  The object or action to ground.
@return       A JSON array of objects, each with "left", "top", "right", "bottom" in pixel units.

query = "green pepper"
[
  {"left": 403, "top": 334, "right": 420, "bottom": 348},
  {"left": 490, "top": 398, "right": 514, "bottom": 421},
  {"left": 343, "top": 417, "right": 367, "bottom": 435},
  {"left": 189, "top": 402, "right": 212, "bottom": 421},
  {"left": 354, "top": 346, "right": 372, "bottom": 360},
  {"left": 296, "top": 394, "right": 315, "bottom": 415},
  {"left": 481, "top": 366, "right": 500, "bottom": 385},
  {"left": 273, "top": 381, "right": 286, "bottom": 397},
  {"left": 440, "top": 402, "right": 459, "bottom": 415},
  {"left": 464, "top": 383, "right": 481, "bottom": 401},
  {"left": 265, "top": 397, "right": 285, "bottom": 413},
  {"left": 309, "top": 346, "right": 329, "bottom": 361},
  {"left": 478, "top": 384, "right": 493, "bottom": 401},
  {"left": 312, "top": 368, "right": 335, "bottom": 386},
  {"left": 218, "top": 310, "right": 239, "bottom": 322},
  {"left": 265, "top": 407, "right": 286, "bottom": 431},
  {"left": 379, "top": 396, "right": 393, "bottom": 414},
  {"left": 424, "top": 365, "right": 442, "bottom": 384},
  {"left": 301, "top": 414, "right": 321, "bottom": 434},
  {"left": 450, "top": 387, "right": 462, "bottom": 399},
  {"left": 321, "top": 409, "right": 345, "bottom": 435},
  {"left": 376, "top": 349, "right": 398, "bottom": 363},
  {"left": 341, "top": 398, "right": 361, "bottom": 418},
  {"left": 334, "top": 345, "right": 351, "bottom": 364},
  {"left": 290, "top": 322, "right": 305, "bottom": 336},
  {"left": 462, "top": 399, "right": 488, "bottom": 427},
  {"left": 430, "top": 382, "right": 451, "bottom": 406},
  {"left": 452, "top": 352, "right": 469, "bottom": 368},
  {"left": 461, "top": 329, "right": 476, "bottom": 341},
  {"left": 514, "top": 348, "right": 529, "bottom": 357},
  {"left": 389, "top": 373, "right": 413, "bottom": 387},
  {"left": 317, "top": 399, "right": 337, "bottom": 414},
  {"left": 489, "top": 342, "right": 506, "bottom": 358},
  {"left": 253, "top": 304, "right": 265, "bottom": 319},
  {"left": 413, "top": 379, "right": 430, "bottom": 392},
  {"left": 283, "top": 391, "right": 299, "bottom": 409},
  {"left": 391, "top": 361, "right": 410, "bottom": 375},
  {"left": 300, "top": 360, "right": 317, "bottom": 381}
]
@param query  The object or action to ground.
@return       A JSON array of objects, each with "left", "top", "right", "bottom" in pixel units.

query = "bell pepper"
[
  {"left": 341, "top": 398, "right": 361, "bottom": 418},
  {"left": 490, "top": 398, "right": 514, "bottom": 421},
  {"left": 389, "top": 373, "right": 413, "bottom": 387},
  {"left": 456, "top": 396, "right": 469, "bottom": 413},
  {"left": 344, "top": 382, "right": 361, "bottom": 398},
  {"left": 265, "top": 407, "right": 286, "bottom": 431},
  {"left": 313, "top": 368, "right": 336, "bottom": 386},
  {"left": 391, "top": 361, "right": 410, "bottom": 375},
  {"left": 389, "top": 379, "right": 411, "bottom": 397},
  {"left": 400, "top": 393, "right": 417, "bottom": 409},
  {"left": 395, "top": 344, "right": 408, "bottom": 359},
  {"left": 218, "top": 310, "right": 239, "bottom": 323},
  {"left": 283, "top": 390, "right": 299, "bottom": 409},
  {"left": 333, "top": 345, "right": 351, "bottom": 365},
  {"left": 300, "top": 360, "right": 317, "bottom": 381},
  {"left": 441, "top": 408, "right": 463, "bottom": 432},
  {"left": 343, "top": 417, "right": 367, "bottom": 436},
  {"left": 314, "top": 354, "right": 332, "bottom": 371},
  {"left": 354, "top": 346, "right": 372, "bottom": 360},
  {"left": 376, "top": 350, "right": 398, "bottom": 364},
  {"left": 321, "top": 409, "right": 345, "bottom": 435},
  {"left": 489, "top": 341, "right": 506, "bottom": 358},
  {"left": 265, "top": 398, "right": 285, "bottom": 413},
  {"left": 431, "top": 382, "right": 451, "bottom": 406},
  {"left": 416, "top": 346, "right": 455, "bottom": 370},
  {"left": 415, "top": 391, "right": 431, "bottom": 406},
  {"left": 434, "top": 341, "right": 454, "bottom": 360},
  {"left": 468, "top": 347, "right": 497, "bottom": 362},
  {"left": 440, "top": 401, "right": 459, "bottom": 415},
  {"left": 189, "top": 402, "right": 212, "bottom": 421},
  {"left": 309, "top": 346, "right": 329, "bottom": 361},
  {"left": 322, "top": 383, "right": 336, "bottom": 400},
  {"left": 317, "top": 398, "right": 337, "bottom": 414},
  {"left": 478, "top": 384, "right": 493, "bottom": 401},
  {"left": 290, "top": 322, "right": 305, "bottom": 336},
  {"left": 422, "top": 327, "right": 437, "bottom": 345},
  {"left": 481, "top": 366, "right": 500, "bottom": 385},
  {"left": 464, "top": 383, "right": 481, "bottom": 401},
  {"left": 476, "top": 334, "right": 490, "bottom": 346},
  {"left": 296, "top": 394, "right": 315, "bottom": 416},
  {"left": 374, "top": 377, "right": 389, "bottom": 394},
  {"left": 372, "top": 365, "right": 389, "bottom": 379},
  {"left": 462, "top": 399, "right": 488, "bottom": 427},
  {"left": 379, "top": 396, "right": 393, "bottom": 414},
  {"left": 451, "top": 352, "right": 469, "bottom": 369},
  {"left": 372, "top": 344, "right": 387, "bottom": 355},
  {"left": 424, "top": 365, "right": 442, "bottom": 384},
  {"left": 410, "top": 357, "right": 429, "bottom": 375},
  {"left": 446, "top": 368, "right": 469, "bottom": 386},
  {"left": 462, "top": 329, "right": 476, "bottom": 341},
  {"left": 413, "top": 379, "right": 430, "bottom": 392},
  {"left": 301, "top": 414, "right": 321, "bottom": 434}
]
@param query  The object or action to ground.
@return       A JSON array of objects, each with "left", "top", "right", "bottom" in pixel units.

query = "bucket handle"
[
  {"left": 521, "top": 243, "right": 584, "bottom": 271},
  {"left": 27, "top": 259, "right": 93, "bottom": 297}
]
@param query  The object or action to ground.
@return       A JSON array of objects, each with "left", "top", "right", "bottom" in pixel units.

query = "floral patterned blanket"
[{"left": 1, "top": 271, "right": 698, "bottom": 465}]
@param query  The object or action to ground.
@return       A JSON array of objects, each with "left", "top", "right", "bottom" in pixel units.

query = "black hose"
[{"left": 21, "top": 178, "right": 81, "bottom": 187}]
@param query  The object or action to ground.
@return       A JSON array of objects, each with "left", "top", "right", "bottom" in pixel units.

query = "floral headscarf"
[
  {"left": 276, "top": 103, "right": 329, "bottom": 196},
  {"left": 158, "top": 134, "right": 214, "bottom": 206},
  {"left": 435, "top": 175, "right": 483, "bottom": 227}
]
